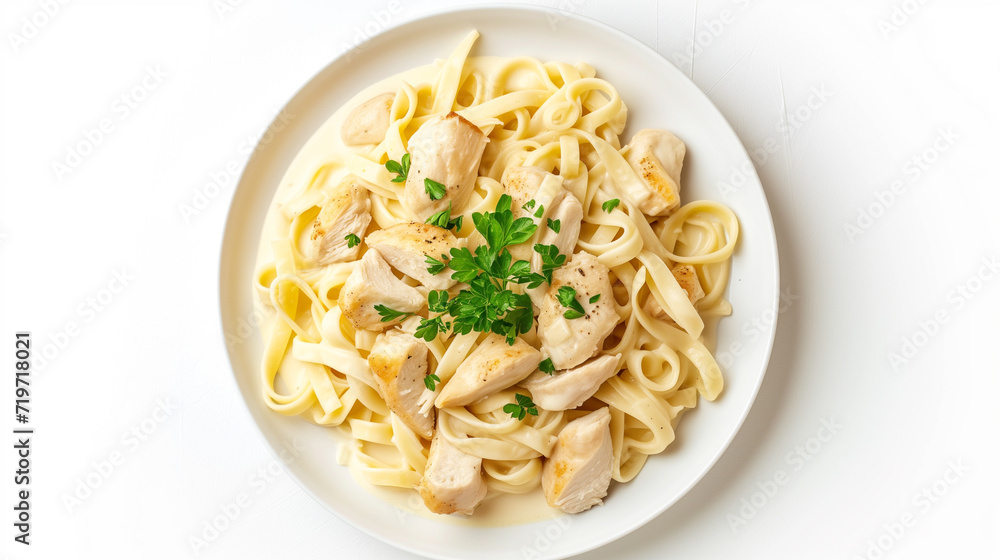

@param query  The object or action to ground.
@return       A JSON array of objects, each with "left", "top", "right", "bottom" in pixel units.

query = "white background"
[{"left": 2, "top": 1, "right": 998, "bottom": 559}]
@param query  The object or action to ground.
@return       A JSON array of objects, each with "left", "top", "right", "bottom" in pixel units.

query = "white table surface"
[{"left": 2, "top": 1, "right": 998, "bottom": 559}]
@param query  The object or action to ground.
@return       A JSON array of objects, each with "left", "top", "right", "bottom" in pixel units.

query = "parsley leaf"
[
  {"left": 539, "top": 358, "right": 555, "bottom": 375},
  {"left": 556, "top": 286, "right": 586, "bottom": 319},
  {"left": 602, "top": 198, "right": 621, "bottom": 213},
  {"left": 531, "top": 244, "right": 567, "bottom": 287},
  {"left": 385, "top": 153, "right": 410, "bottom": 183},
  {"left": 374, "top": 304, "right": 413, "bottom": 322},
  {"left": 427, "top": 290, "right": 450, "bottom": 313},
  {"left": 425, "top": 202, "right": 463, "bottom": 231},
  {"left": 424, "top": 178, "right": 447, "bottom": 200},
  {"left": 424, "top": 373, "right": 441, "bottom": 391},
  {"left": 589, "top": 294, "right": 601, "bottom": 304},
  {"left": 415, "top": 194, "right": 545, "bottom": 346},
  {"left": 345, "top": 233, "right": 360, "bottom": 248},
  {"left": 425, "top": 255, "right": 448, "bottom": 275},
  {"left": 522, "top": 199, "right": 536, "bottom": 211},
  {"left": 503, "top": 393, "right": 539, "bottom": 421},
  {"left": 534, "top": 204, "right": 545, "bottom": 218},
  {"left": 547, "top": 218, "right": 561, "bottom": 233}
]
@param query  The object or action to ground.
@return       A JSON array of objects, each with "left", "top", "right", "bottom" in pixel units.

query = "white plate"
[{"left": 219, "top": 5, "right": 779, "bottom": 559}]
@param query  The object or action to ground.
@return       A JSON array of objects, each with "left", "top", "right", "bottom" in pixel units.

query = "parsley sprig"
[
  {"left": 413, "top": 194, "right": 559, "bottom": 345},
  {"left": 602, "top": 198, "right": 621, "bottom": 213},
  {"left": 375, "top": 304, "right": 413, "bottom": 323},
  {"left": 503, "top": 393, "right": 539, "bottom": 421},
  {"left": 424, "top": 178, "right": 447, "bottom": 200},
  {"left": 426, "top": 202, "right": 463, "bottom": 231},
  {"left": 424, "top": 373, "right": 441, "bottom": 391},
  {"left": 344, "top": 233, "right": 360, "bottom": 248},
  {"left": 539, "top": 358, "right": 555, "bottom": 375},
  {"left": 556, "top": 286, "right": 586, "bottom": 319},
  {"left": 385, "top": 153, "right": 410, "bottom": 183}
]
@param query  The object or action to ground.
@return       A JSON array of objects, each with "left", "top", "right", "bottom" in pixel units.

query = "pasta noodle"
[{"left": 252, "top": 30, "right": 738, "bottom": 518}]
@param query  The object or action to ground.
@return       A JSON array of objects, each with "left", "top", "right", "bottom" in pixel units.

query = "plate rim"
[{"left": 218, "top": 4, "right": 780, "bottom": 559}]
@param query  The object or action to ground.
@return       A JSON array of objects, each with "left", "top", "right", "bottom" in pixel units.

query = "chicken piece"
[
  {"left": 435, "top": 334, "right": 541, "bottom": 408},
  {"left": 641, "top": 263, "right": 705, "bottom": 320},
  {"left": 501, "top": 165, "right": 549, "bottom": 219},
  {"left": 538, "top": 252, "right": 620, "bottom": 370},
  {"left": 367, "top": 329, "right": 434, "bottom": 439},
  {"left": 502, "top": 168, "right": 569, "bottom": 266},
  {"left": 403, "top": 112, "right": 488, "bottom": 220},
  {"left": 341, "top": 92, "right": 395, "bottom": 146},
  {"left": 542, "top": 407, "right": 613, "bottom": 513},
  {"left": 670, "top": 263, "right": 705, "bottom": 304},
  {"left": 419, "top": 430, "right": 488, "bottom": 515},
  {"left": 532, "top": 192, "right": 582, "bottom": 274},
  {"left": 522, "top": 354, "right": 621, "bottom": 411},
  {"left": 621, "top": 129, "right": 686, "bottom": 216},
  {"left": 364, "top": 222, "right": 463, "bottom": 290},
  {"left": 308, "top": 175, "right": 372, "bottom": 265},
  {"left": 338, "top": 249, "right": 424, "bottom": 332}
]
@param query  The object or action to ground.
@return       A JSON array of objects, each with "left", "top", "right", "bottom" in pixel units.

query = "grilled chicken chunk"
[
  {"left": 308, "top": 175, "right": 372, "bottom": 265},
  {"left": 403, "top": 112, "right": 488, "bottom": 220},
  {"left": 532, "top": 192, "right": 582, "bottom": 274},
  {"left": 669, "top": 264, "right": 705, "bottom": 304},
  {"left": 501, "top": 165, "right": 549, "bottom": 219},
  {"left": 522, "top": 354, "right": 621, "bottom": 411},
  {"left": 367, "top": 329, "right": 434, "bottom": 439},
  {"left": 341, "top": 92, "right": 395, "bottom": 146},
  {"left": 338, "top": 249, "right": 424, "bottom": 331},
  {"left": 419, "top": 430, "right": 488, "bottom": 515},
  {"left": 365, "top": 222, "right": 463, "bottom": 290},
  {"left": 642, "top": 263, "right": 705, "bottom": 320},
  {"left": 435, "top": 334, "right": 542, "bottom": 408},
  {"left": 542, "top": 407, "right": 613, "bottom": 513},
  {"left": 621, "top": 129, "right": 686, "bottom": 216},
  {"left": 538, "top": 252, "right": 620, "bottom": 370}
]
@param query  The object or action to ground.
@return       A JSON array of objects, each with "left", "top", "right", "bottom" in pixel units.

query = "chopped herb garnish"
[
  {"left": 522, "top": 199, "right": 536, "bottom": 211},
  {"left": 374, "top": 304, "right": 413, "bottom": 323},
  {"left": 534, "top": 204, "right": 545, "bottom": 218},
  {"left": 425, "top": 202, "right": 463, "bottom": 231},
  {"left": 547, "top": 218, "right": 561, "bottom": 233},
  {"left": 522, "top": 243, "right": 567, "bottom": 288},
  {"left": 385, "top": 153, "right": 410, "bottom": 183},
  {"left": 539, "top": 358, "right": 555, "bottom": 375},
  {"left": 424, "top": 373, "right": 441, "bottom": 391},
  {"left": 503, "top": 393, "right": 538, "bottom": 421},
  {"left": 424, "top": 178, "right": 447, "bottom": 201},
  {"left": 415, "top": 194, "right": 543, "bottom": 345},
  {"left": 556, "top": 286, "right": 586, "bottom": 319},
  {"left": 589, "top": 294, "right": 601, "bottom": 304},
  {"left": 345, "top": 233, "right": 360, "bottom": 248},
  {"left": 602, "top": 198, "right": 621, "bottom": 213},
  {"left": 425, "top": 255, "right": 448, "bottom": 275}
]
